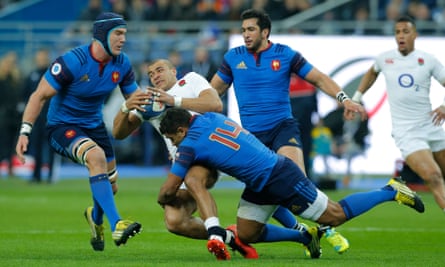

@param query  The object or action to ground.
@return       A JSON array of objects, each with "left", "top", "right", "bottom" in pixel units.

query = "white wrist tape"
[
  {"left": 174, "top": 96, "right": 182, "bottom": 107},
  {"left": 120, "top": 101, "right": 129, "bottom": 113},
  {"left": 352, "top": 91, "right": 363, "bottom": 102},
  {"left": 20, "top": 122, "right": 33, "bottom": 136},
  {"left": 336, "top": 91, "right": 350, "bottom": 104}
]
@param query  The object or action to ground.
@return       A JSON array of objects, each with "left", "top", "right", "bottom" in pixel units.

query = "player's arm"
[
  {"left": 158, "top": 172, "right": 183, "bottom": 207},
  {"left": 352, "top": 66, "right": 380, "bottom": 103},
  {"left": 305, "top": 67, "right": 367, "bottom": 121},
  {"left": 112, "top": 89, "right": 150, "bottom": 140},
  {"left": 210, "top": 74, "right": 230, "bottom": 97},
  {"left": 149, "top": 86, "right": 223, "bottom": 113},
  {"left": 16, "top": 76, "right": 57, "bottom": 163},
  {"left": 181, "top": 88, "right": 223, "bottom": 113}
]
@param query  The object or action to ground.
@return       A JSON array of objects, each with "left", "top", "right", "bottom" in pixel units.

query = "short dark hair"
[
  {"left": 160, "top": 108, "right": 192, "bottom": 135},
  {"left": 396, "top": 15, "right": 416, "bottom": 28},
  {"left": 240, "top": 9, "right": 271, "bottom": 35}
]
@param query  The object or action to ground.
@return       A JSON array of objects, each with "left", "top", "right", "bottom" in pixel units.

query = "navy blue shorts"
[
  {"left": 241, "top": 156, "right": 318, "bottom": 215},
  {"left": 252, "top": 118, "right": 302, "bottom": 152},
  {"left": 47, "top": 123, "right": 115, "bottom": 164}
]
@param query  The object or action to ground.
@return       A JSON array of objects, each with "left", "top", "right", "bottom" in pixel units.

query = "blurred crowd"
[{"left": 73, "top": 0, "right": 445, "bottom": 23}]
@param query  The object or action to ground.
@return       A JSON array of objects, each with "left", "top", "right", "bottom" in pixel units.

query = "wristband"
[
  {"left": 174, "top": 96, "right": 182, "bottom": 107},
  {"left": 20, "top": 122, "right": 33, "bottom": 137},
  {"left": 352, "top": 91, "right": 363, "bottom": 102},
  {"left": 336, "top": 91, "right": 350, "bottom": 104},
  {"left": 120, "top": 101, "right": 129, "bottom": 113}
]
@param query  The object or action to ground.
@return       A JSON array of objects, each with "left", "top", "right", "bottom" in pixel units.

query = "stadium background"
[{"left": 1, "top": 0, "right": 445, "bottom": 183}]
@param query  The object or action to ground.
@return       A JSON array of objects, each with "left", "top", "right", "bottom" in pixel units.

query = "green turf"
[{"left": 0, "top": 176, "right": 444, "bottom": 267}]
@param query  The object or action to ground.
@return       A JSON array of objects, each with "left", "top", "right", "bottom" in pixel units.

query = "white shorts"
[
  {"left": 393, "top": 122, "right": 445, "bottom": 159},
  {"left": 237, "top": 189, "right": 328, "bottom": 223}
]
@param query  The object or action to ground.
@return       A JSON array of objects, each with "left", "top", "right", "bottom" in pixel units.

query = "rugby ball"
[{"left": 136, "top": 100, "right": 167, "bottom": 120}]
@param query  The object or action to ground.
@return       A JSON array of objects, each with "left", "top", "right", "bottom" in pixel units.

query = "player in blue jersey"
[
  {"left": 210, "top": 8, "right": 368, "bottom": 254},
  {"left": 112, "top": 59, "right": 258, "bottom": 259},
  {"left": 15, "top": 12, "right": 142, "bottom": 251},
  {"left": 158, "top": 107, "right": 425, "bottom": 260}
]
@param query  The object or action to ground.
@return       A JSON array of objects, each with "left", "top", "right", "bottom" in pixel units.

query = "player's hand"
[
  {"left": 147, "top": 87, "right": 174, "bottom": 106},
  {"left": 431, "top": 105, "right": 445, "bottom": 126},
  {"left": 125, "top": 90, "right": 151, "bottom": 112},
  {"left": 342, "top": 99, "right": 368, "bottom": 121},
  {"left": 15, "top": 135, "right": 29, "bottom": 164}
]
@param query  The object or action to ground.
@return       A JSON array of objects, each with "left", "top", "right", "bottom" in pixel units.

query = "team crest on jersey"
[
  {"left": 179, "top": 79, "right": 186, "bottom": 86},
  {"left": 64, "top": 129, "right": 76, "bottom": 139},
  {"left": 271, "top": 60, "right": 280, "bottom": 71},
  {"left": 112, "top": 71, "right": 120, "bottom": 83},
  {"left": 236, "top": 61, "right": 247, "bottom": 69},
  {"left": 418, "top": 58, "right": 424, "bottom": 65},
  {"left": 385, "top": 58, "right": 394, "bottom": 64}
]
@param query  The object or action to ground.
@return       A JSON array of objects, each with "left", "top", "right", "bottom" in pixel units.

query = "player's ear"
[{"left": 177, "top": 126, "right": 188, "bottom": 137}]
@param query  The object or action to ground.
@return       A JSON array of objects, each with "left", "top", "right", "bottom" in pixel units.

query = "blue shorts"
[
  {"left": 241, "top": 156, "right": 318, "bottom": 215},
  {"left": 47, "top": 123, "right": 115, "bottom": 164},
  {"left": 252, "top": 118, "right": 302, "bottom": 152}
]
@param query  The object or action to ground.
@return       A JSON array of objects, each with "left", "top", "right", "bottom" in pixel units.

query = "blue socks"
[
  {"left": 89, "top": 174, "right": 120, "bottom": 231},
  {"left": 257, "top": 223, "right": 309, "bottom": 244},
  {"left": 339, "top": 189, "right": 396, "bottom": 220},
  {"left": 272, "top": 206, "right": 298, "bottom": 228}
]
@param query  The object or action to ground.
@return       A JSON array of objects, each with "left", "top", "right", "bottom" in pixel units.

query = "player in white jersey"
[
  {"left": 112, "top": 59, "right": 258, "bottom": 258},
  {"left": 353, "top": 15, "right": 445, "bottom": 211}
]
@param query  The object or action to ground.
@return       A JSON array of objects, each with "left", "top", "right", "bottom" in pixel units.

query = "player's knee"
[
  {"left": 73, "top": 138, "right": 105, "bottom": 166},
  {"left": 164, "top": 212, "right": 186, "bottom": 234}
]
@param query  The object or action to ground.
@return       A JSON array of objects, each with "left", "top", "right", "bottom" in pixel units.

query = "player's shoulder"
[
  {"left": 62, "top": 45, "right": 90, "bottom": 66},
  {"left": 412, "top": 49, "right": 437, "bottom": 60},
  {"left": 227, "top": 45, "right": 248, "bottom": 56},
  {"left": 182, "top": 71, "right": 207, "bottom": 82}
]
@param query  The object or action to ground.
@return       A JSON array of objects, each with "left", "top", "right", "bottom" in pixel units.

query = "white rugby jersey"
[
  {"left": 374, "top": 49, "right": 445, "bottom": 131},
  {"left": 147, "top": 72, "right": 212, "bottom": 159}
]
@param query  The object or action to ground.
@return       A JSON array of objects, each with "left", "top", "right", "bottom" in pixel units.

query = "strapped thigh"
[{"left": 72, "top": 138, "right": 97, "bottom": 166}]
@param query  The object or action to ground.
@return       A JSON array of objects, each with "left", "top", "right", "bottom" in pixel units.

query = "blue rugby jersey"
[
  {"left": 170, "top": 112, "right": 278, "bottom": 192},
  {"left": 216, "top": 43, "right": 313, "bottom": 132},
  {"left": 45, "top": 44, "right": 138, "bottom": 128}
]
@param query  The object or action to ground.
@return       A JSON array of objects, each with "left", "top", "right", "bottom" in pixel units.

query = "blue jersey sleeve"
[
  {"left": 44, "top": 54, "right": 78, "bottom": 91},
  {"left": 290, "top": 51, "right": 313, "bottom": 79},
  {"left": 215, "top": 50, "right": 236, "bottom": 85},
  {"left": 170, "top": 145, "right": 196, "bottom": 179}
]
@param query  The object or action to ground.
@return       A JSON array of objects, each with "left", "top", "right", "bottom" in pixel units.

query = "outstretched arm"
[
  {"left": 16, "top": 77, "right": 56, "bottom": 163},
  {"left": 304, "top": 67, "right": 367, "bottom": 121}
]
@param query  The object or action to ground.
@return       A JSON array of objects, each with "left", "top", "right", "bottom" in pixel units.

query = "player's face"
[
  {"left": 394, "top": 21, "right": 417, "bottom": 56},
  {"left": 147, "top": 61, "right": 177, "bottom": 91},
  {"left": 109, "top": 28, "right": 127, "bottom": 56},
  {"left": 164, "top": 127, "right": 186, "bottom": 146},
  {"left": 241, "top": 18, "right": 268, "bottom": 52}
]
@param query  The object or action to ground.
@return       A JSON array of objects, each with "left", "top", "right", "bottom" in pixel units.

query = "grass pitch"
[{"left": 0, "top": 176, "right": 444, "bottom": 267}]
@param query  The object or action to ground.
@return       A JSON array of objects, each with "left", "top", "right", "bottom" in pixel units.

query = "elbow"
[{"left": 214, "top": 101, "right": 223, "bottom": 113}]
